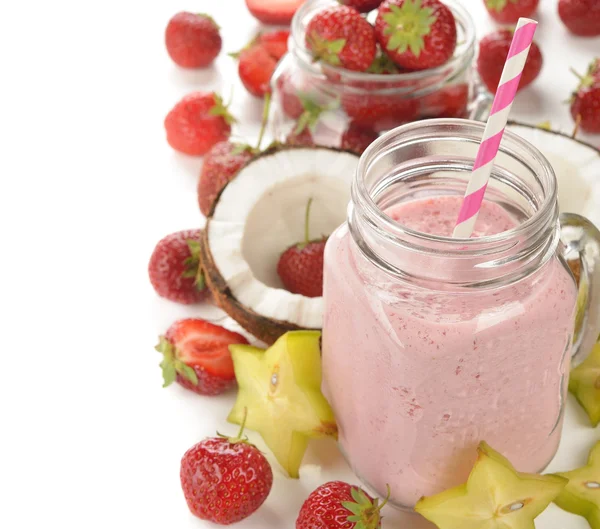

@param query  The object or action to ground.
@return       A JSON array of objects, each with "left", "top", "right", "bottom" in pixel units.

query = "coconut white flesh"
[
  {"left": 506, "top": 123, "right": 600, "bottom": 227},
  {"left": 208, "top": 148, "right": 359, "bottom": 329}
]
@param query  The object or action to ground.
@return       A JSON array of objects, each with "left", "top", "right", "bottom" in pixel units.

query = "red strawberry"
[
  {"left": 197, "top": 142, "right": 255, "bottom": 216},
  {"left": 197, "top": 96, "right": 270, "bottom": 215},
  {"left": 156, "top": 319, "right": 248, "bottom": 396},
  {"left": 277, "top": 199, "right": 327, "bottom": 297},
  {"left": 477, "top": 30, "right": 543, "bottom": 94},
  {"left": 558, "top": 0, "right": 600, "bottom": 37},
  {"left": 164, "top": 92, "right": 235, "bottom": 155},
  {"left": 165, "top": 12, "right": 222, "bottom": 68},
  {"left": 148, "top": 229, "right": 207, "bottom": 304},
  {"left": 375, "top": 0, "right": 457, "bottom": 70},
  {"left": 296, "top": 481, "right": 388, "bottom": 529},
  {"left": 341, "top": 123, "right": 379, "bottom": 154},
  {"left": 181, "top": 421, "right": 273, "bottom": 524},
  {"left": 259, "top": 29, "right": 290, "bottom": 59},
  {"left": 570, "top": 68, "right": 600, "bottom": 134},
  {"left": 419, "top": 83, "right": 469, "bottom": 118},
  {"left": 342, "top": 89, "right": 419, "bottom": 132},
  {"left": 483, "top": 0, "right": 539, "bottom": 24},
  {"left": 234, "top": 30, "right": 290, "bottom": 98},
  {"left": 245, "top": 0, "right": 305, "bottom": 24},
  {"left": 238, "top": 45, "right": 279, "bottom": 97},
  {"left": 306, "top": 5, "right": 377, "bottom": 72},
  {"left": 339, "top": 0, "right": 384, "bottom": 12}
]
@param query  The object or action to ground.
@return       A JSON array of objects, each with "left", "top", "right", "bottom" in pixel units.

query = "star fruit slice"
[
  {"left": 553, "top": 441, "right": 600, "bottom": 529},
  {"left": 569, "top": 341, "right": 600, "bottom": 427},
  {"left": 415, "top": 441, "right": 567, "bottom": 529},
  {"left": 227, "top": 330, "right": 337, "bottom": 478}
]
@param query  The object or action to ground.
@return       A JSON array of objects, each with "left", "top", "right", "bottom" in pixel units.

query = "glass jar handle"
[{"left": 560, "top": 212, "right": 600, "bottom": 365}]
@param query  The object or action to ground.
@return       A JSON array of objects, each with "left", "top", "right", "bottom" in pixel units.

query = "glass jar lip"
[
  {"left": 353, "top": 118, "right": 558, "bottom": 253},
  {"left": 290, "top": 0, "right": 476, "bottom": 84}
]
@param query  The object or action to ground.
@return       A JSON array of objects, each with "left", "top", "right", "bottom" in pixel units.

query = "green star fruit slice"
[
  {"left": 569, "top": 342, "right": 600, "bottom": 427},
  {"left": 227, "top": 330, "right": 337, "bottom": 478},
  {"left": 553, "top": 441, "right": 600, "bottom": 529},
  {"left": 415, "top": 441, "right": 567, "bottom": 529}
]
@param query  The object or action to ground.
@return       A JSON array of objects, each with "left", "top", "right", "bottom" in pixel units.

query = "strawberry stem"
[
  {"left": 256, "top": 92, "right": 271, "bottom": 151},
  {"left": 572, "top": 114, "right": 582, "bottom": 139},
  {"left": 570, "top": 67, "right": 585, "bottom": 82},
  {"left": 235, "top": 407, "right": 249, "bottom": 440},
  {"left": 304, "top": 197, "right": 313, "bottom": 245}
]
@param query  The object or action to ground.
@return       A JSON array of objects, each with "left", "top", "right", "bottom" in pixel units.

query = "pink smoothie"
[{"left": 322, "top": 195, "right": 577, "bottom": 508}]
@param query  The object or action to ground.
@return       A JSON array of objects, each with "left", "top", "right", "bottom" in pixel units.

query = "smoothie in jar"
[
  {"left": 321, "top": 119, "right": 600, "bottom": 510},
  {"left": 322, "top": 196, "right": 577, "bottom": 508}
]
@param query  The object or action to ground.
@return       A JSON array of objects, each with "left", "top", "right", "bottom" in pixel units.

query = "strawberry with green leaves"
[
  {"left": 570, "top": 62, "right": 600, "bottom": 134},
  {"left": 198, "top": 96, "right": 271, "bottom": 216},
  {"left": 375, "top": 0, "right": 457, "bottom": 70},
  {"left": 156, "top": 318, "right": 248, "bottom": 396},
  {"left": 148, "top": 229, "right": 207, "bottom": 304},
  {"left": 296, "top": 481, "right": 389, "bottom": 529},
  {"left": 181, "top": 414, "right": 273, "bottom": 524},
  {"left": 232, "top": 30, "right": 290, "bottom": 98},
  {"left": 306, "top": 5, "right": 377, "bottom": 72},
  {"left": 483, "top": 0, "right": 539, "bottom": 24},
  {"left": 164, "top": 92, "right": 235, "bottom": 155}
]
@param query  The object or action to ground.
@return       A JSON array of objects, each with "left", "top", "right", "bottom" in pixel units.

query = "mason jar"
[
  {"left": 269, "top": 0, "right": 489, "bottom": 154},
  {"left": 321, "top": 119, "right": 600, "bottom": 509}
]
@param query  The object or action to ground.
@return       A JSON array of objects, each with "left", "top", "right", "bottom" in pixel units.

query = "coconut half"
[
  {"left": 200, "top": 146, "right": 359, "bottom": 344},
  {"left": 506, "top": 121, "right": 600, "bottom": 227}
]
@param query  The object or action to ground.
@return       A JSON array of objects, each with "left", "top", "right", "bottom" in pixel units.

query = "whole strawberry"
[
  {"left": 165, "top": 12, "right": 222, "bottom": 68},
  {"left": 339, "top": 0, "right": 384, "bottom": 12},
  {"left": 296, "top": 481, "right": 388, "bottom": 529},
  {"left": 234, "top": 30, "right": 290, "bottom": 98},
  {"left": 570, "top": 69, "right": 600, "bottom": 134},
  {"left": 558, "top": 0, "right": 600, "bottom": 37},
  {"left": 341, "top": 123, "right": 379, "bottom": 154},
  {"left": 156, "top": 318, "right": 248, "bottom": 396},
  {"left": 375, "top": 0, "right": 457, "bottom": 70},
  {"left": 477, "top": 29, "right": 543, "bottom": 94},
  {"left": 198, "top": 95, "right": 271, "bottom": 216},
  {"left": 306, "top": 5, "right": 377, "bottom": 72},
  {"left": 278, "top": 198, "right": 327, "bottom": 297},
  {"left": 165, "top": 92, "right": 235, "bottom": 156},
  {"left": 198, "top": 142, "right": 255, "bottom": 216},
  {"left": 181, "top": 421, "right": 273, "bottom": 524},
  {"left": 483, "top": 0, "right": 539, "bottom": 24},
  {"left": 148, "top": 229, "right": 207, "bottom": 304}
]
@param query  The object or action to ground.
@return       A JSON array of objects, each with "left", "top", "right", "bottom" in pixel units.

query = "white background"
[{"left": 0, "top": 1, "right": 598, "bottom": 528}]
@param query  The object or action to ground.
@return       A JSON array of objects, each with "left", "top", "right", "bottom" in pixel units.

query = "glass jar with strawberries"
[{"left": 269, "top": 0, "right": 483, "bottom": 155}]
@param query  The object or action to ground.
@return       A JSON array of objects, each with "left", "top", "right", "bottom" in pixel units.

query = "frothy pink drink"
[{"left": 322, "top": 195, "right": 577, "bottom": 508}]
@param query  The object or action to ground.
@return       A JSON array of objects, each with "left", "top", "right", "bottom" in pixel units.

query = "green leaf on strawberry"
[
  {"left": 307, "top": 32, "right": 346, "bottom": 66},
  {"left": 485, "top": 0, "right": 518, "bottom": 12},
  {"left": 382, "top": 0, "right": 437, "bottom": 57},
  {"left": 182, "top": 239, "right": 206, "bottom": 291},
  {"left": 208, "top": 93, "right": 237, "bottom": 125},
  {"left": 156, "top": 336, "right": 199, "bottom": 387}
]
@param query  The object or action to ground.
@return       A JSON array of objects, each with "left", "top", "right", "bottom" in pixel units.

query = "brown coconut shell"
[{"left": 200, "top": 144, "right": 357, "bottom": 345}]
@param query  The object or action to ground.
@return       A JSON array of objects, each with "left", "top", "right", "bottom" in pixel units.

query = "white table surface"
[{"left": 0, "top": 1, "right": 598, "bottom": 528}]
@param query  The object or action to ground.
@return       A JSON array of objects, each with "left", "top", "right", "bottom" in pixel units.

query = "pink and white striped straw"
[{"left": 453, "top": 18, "right": 538, "bottom": 238}]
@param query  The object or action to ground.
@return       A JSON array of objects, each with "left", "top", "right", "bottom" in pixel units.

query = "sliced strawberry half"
[
  {"left": 245, "top": 0, "right": 305, "bottom": 25},
  {"left": 156, "top": 319, "right": 249, "bottom": 396}
]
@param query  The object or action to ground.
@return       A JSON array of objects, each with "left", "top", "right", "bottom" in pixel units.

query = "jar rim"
[
  {"left": 290, "top": 0, "right": 476, "bottom": 85},
  {"left": 353, "top": 118, "right": 558, "bottom": 254}
]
